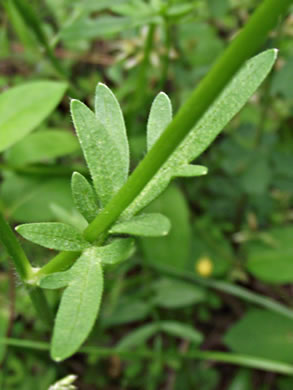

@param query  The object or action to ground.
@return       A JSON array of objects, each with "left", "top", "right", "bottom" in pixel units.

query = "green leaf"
[
  {"left": 245, "top": 227, "right": 293, "bottom": 284},
  {"left": 71, "top": 172, "right": 99, "bottom": 223},
  {"left": 173, "top": 164, "right": 208, "bottom": 177},
  {"left": 124, "top": 49, "right": 277, "bottom": 217},
  {"left": 110, "top": 213, "right": 171, "bottom": 237},
  {"left": 16, "top": 223, "right": 90, "bottom": 251},
  {"left": 116, "top": 323, "right": 158, "bottom": 350},
  {"left": 51, "top": 247, "right": 104, "bottom": 361},
  {"left": 152, "top": 277, "right": 206, "bottom": 309},
  {"left": 224, "top": 309, "right": 293, "bottom": 363},
  {"left": 40, "top": 269, "right": 73, "bottom": 289},
  {"left": 160, "top": 321, "right": 203, "bottom": 344},
  {"left": 95, "top": 83, "right": 129, "bottom": 181},
  {"left": 0, "top": 81, "right": 67, "bottom": 152},
  {"left": 71, "top": 98, "right": 128, "bottom": 206},
  {"left": 147, "top": 92, "right": 172, "bottom": 150},
  {"left": 5, "top": 130, "right": 80, "bottom": 166},
  {"left": 140, "top": 185, "right": 192, "bottom": 269},
  {"left": 98, "top": 238, "right": 135, "bottom": 265},
  {"left": 1, "top": 175, "right": 74, "bottom": 222}
]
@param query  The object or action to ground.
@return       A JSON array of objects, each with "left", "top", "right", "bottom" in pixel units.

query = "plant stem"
[
  {"left": 37, "top": 0, "right": 291, "bottom": 275},
  {"left": 2, "top": 337, "right": 293, "bottom": 375},
  {"left": 0, "top": 211, "right": 33, "bottom": 281},
  {"left": 28, "top": 287, "right": 54, "bottom": 327},
  {"left": 84, "top": 0, "right": 291, "bottom": 243}
]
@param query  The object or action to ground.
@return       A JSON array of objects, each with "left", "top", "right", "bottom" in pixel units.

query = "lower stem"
[{"left": 28, "top": 287, "right": 54, "bottom": 327}]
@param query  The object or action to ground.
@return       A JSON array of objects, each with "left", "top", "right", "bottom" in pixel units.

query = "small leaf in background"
[
  {"left": 0, "top": 175, "right": 74, "bottom": 222},
  {"left": 160, "top": 321, "right": 203, "bottom": 344},
  {"left": 95, "top": 83, "right": 129, "bottom": 182},
  {"left": 71, "top": 98, "right": 128, "bottom": 206},
  {"left": 124, "top": 49, "right": 277, "bottom": 217},
  {"left": 110, "top": 213, "right": 171, "bottom": 237},
  {"left": 0, "top": 81, "right": 67, "bottom": 152},
  {"left": 147, "top": 92, "right": 172, "bottom": 150},
  {"left": 16, "top": 222, "right": 90, "bottom": 251},
  {"left": 101, "top": 299, "right": 151, "bottom": 327},
  {"left": 140, "top": 185, "right": 192, "bottom": 270},
  {"left": 245, "top": 226, "right": 293, "bottom": 284},
  {"left": 227, "top": 369, "right": 252, "bottom": 390},
  {"left": 224, "top": 309, "right": 293, "bottom": 363},
  {"left": 5, "top": 129, "right": 80, "bottom": 166},
  {"left": 71, "top": 172, "right": 99, "bottom": 223},
  {"left": 116, "top": 323, "right": 158, "bottom": 350},
  {"left": 51, "top": 247, "right": 104, "bottom": 361},
  {"left": 152, "top": 277, "right": 206, "bottom": 309}
]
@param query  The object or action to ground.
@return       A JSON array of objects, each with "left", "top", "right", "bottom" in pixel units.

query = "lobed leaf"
[
  {"left": 123, "top": 49, "right": 277, "bottom": 217},
  {"left": 71, "top": 172, "right": 99, "bottom": 223},
  {"left": 16, "top": 222, "right": 90, "bottom": 251},
  {"left": 71, "top": 99, "right": 128, "bottom": 207},
  {"left": 51, "top": 247, "right": 104, "bottom": 361},
  {"left": 0, "top": 81, "right": 67, "bottom": 152},
  {"left": 110, "top": 213, "right": 171, "bottom": 237}
]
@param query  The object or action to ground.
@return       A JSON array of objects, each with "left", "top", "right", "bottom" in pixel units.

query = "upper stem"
[
  {"left": 0, "top": 211, "right": 33, "bottom": 281},
  {"left": 84, "top": 0, "right": 291, "bottom": 242}
]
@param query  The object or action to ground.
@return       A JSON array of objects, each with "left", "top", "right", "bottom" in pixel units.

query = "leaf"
[
  {"left": 71, "top": 172, "right": 99, "bottom": 223},
  {"left": 71, "top": 99, "right": 127, "bottom": 206},
  {"left": 51, "top": 247, "right": 104, "bottom": 361},
  {"left": 16, "top": 223, "right": 90, "bottom": 251},
  {"left": 140, "top": 185, "right": 192, "bottom": 269},
  {"left": 6, "top": 130, "right": 80, "bottom": 166},
  {"left": 173, "top": 164, "right": 208, "bottom": 177},
  {"left": 110, "top": 213, "right": 171, "bottom": 237},
  {"left": 0, "top": 175, "right": 74, "bottom": 222},
  {"left": 159, "top": 321, "right": 203, "bottom": 344},
  {"left": 40, "top": 269, "right": 73, "bottom": 289},
  {"left": 124, "top": 49, "right": 277, "bottom": 217},
  {"left": 101, "top": 299, "right": 151, "bottom": 327},
  {"left": 0, "top": 81, "right": 67, "bottom": 152},
  {"left": 95, "top": 83, "right": 129, "bottom": 181},
  {"left": 152, "top": 277, "right": 206, "bottom": 308},
  {"left": 98, "top": 238, "right": 135, "bottom": 265},
  {"left": 116, "top": 323, "right": 158, "bottom": 350},
  {"left": 245, "top": 227, "right": 293, "bottom": 284},
  {"left": 224, "top": 309, "right": 293, "bottom": 364},
  {"left": 147, "top": 92, "right": 172, "bottom": 150}
]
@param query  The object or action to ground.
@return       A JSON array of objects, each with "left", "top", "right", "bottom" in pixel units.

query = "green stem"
[
  {"left": 2, "top": 337, "right": 293, "bottom": 375},
  {"left": 0, "top": 211, "right": 33, "bottom": 281},
  {"left": 84, "top": 0, "right": 291, "bottom": 243},
  {"left": 37, "top": 0, "right": 291, "bottom": 275},
  {"left": 28, "top": 287, "right": 54, "bottom": 327}
]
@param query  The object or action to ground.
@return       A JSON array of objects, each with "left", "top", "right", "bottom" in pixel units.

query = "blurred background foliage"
[{"left": 1, "top": 0, "right": 293, "bottom": 389}]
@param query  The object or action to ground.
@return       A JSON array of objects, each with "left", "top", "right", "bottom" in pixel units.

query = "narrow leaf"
[
  {"left": 16, "top": 223, "right": 90, "bottom": 251},
  {"left": 147, "top": 92, "right": 172, "bottom": 150},
  {"left": 116, "top": 323, "right": 158, "bottom": 350},
  {"left": 160, "top": 321, "right": 203, "bottom": 344},
  {"left": 71, "top": 99, "right": 127, "bottom": 206},
  {"left": 0, "top": 81, "right": 67, "bottom": 152},
  {"left": 51, "top": 247, "right": 104, "bottom": 361},
  {"left": 110, "top": 213, "right": 171, "bottom": 237},
  {"left": 124, "top": 49, "right": 277, "bottom": 217},
  {"left": 71, "top": 172, "right": 99, "bottom": 223},
  {"left": 95, "top": 83, "right": 129, "bottom": 181}
]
